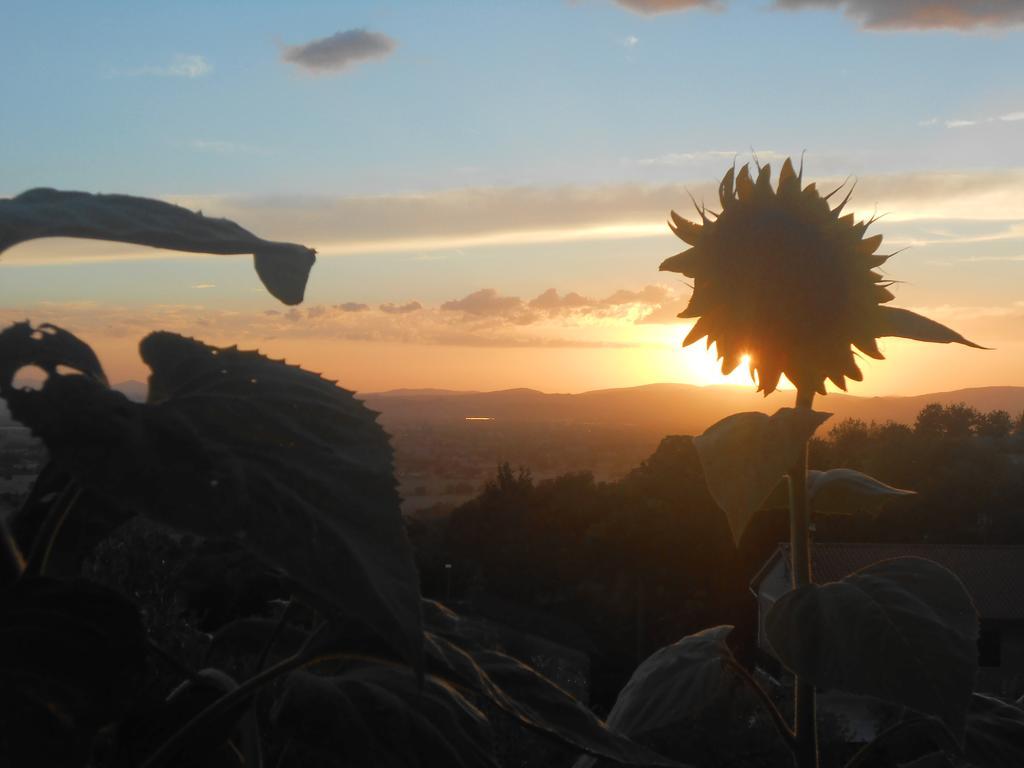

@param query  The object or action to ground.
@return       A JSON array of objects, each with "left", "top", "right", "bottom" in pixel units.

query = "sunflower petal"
[
  {"left": 858, "top": 234, "right": 884, "bottom": 255},
  {"left": 865, "top": 252, "right": 891, "bottom": 269},
  {"left": 827, "top": 374, "right": 848, "bottom": 391},
  {"left": 874, "top": 285, "right": 896, "bottom": 303},
  {"left": 830, "top": 183, "right": 857, "bottom": 218},
  {"left": 853, "top": 336, "right": 885, "bottom": 360},
  {"left": 755, "top": 163, "right": 773, "bottom": 194},
  {"left": 845, "top": 357, "right": 864, "bottom": 381},
  {"left": 660, "top": 248, "right": 702, "bottom": 276},
  {"left": 683, "top": 317, "right": 711, "bottom": 347},
  {"left": 875, "top": 307, "right": 988, "bottom": 349},
  {"left": 669, "top": 211, "right": 703, "bottom": 245},
  {"left": 719, "top": 167, "right": 736, "bottom": 209},
  {"left": 778, "top": 158, "right": 798, "bottom": 194},
  {"left": 736, "top": 165, "right": 755, "bottom": 201}
]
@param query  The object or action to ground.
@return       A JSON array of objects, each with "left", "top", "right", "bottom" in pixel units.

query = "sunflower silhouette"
[{"left": 660, "top": 158, "right": 982, "bottom": 395}]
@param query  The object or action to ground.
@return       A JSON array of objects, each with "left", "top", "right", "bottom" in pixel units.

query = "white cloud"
[
  {"left": 945, "top": 119, "right": 977, "bottom": 128},
  {"left": 623, "top": 34, "right": 640, "bottom": 47}
]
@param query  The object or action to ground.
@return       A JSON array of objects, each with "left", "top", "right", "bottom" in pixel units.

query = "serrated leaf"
[
  {"left": 273, "top": 665, "right": 498, "bottom": 768},
  {"left": 807, "top": 468, "right": 915, "bottom": 513},
  {"left": 0, "top": 323, "right": 423, "bottom": 671},
  {"left": 765, "top": 557, "right": 978, "bottom": 739},
  {"left": 875, "top": 307, "right": 985, "bottom": 349},
  {"left": 0, "top": 188, "right": 316, "bottom": 305},
  {"left": 694, "top": 408, "right": 831, "bottom": 544}
]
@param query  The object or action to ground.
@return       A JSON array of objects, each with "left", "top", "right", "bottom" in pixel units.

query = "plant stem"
[
  {"left": 23, "top": 482, "right": 81, "bottom": 578},
  {"left": 139, "top": 650, "right": 310, "bottom": 768},
  {"left": 789, "top": 387, "right": 818, "bottom": 768},
  {"left": 0, "top": 518, "right": 25, "bottom": 587},
  {"left": 725, "top": 658, "right": 796, "bottom": 748}
]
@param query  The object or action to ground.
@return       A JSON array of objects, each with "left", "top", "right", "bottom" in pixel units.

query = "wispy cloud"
[
  {"left": 623, "top": 34, "right": 640, "bottom": 47},
  {"left": 441, "top": 285, "right": 682, "bottom": 327},
  {"left": 930, "top": 109, "right": 1024, "bottom": 129},
  {"left": 379, "top": 301, "right": 422, "bottom": 315},
  {"left": 8, "top": 167, "right": 1024, "bottom": 267},
  {"left": 1, "top": 289, "right": 665, "bottom": 351},
  {"left": 282, "top": 29, "right": 397, "bottom": 74},
  {"left": 773, "top": 0, "right": 1024, "bottom": 30},
  {"left": 613, "top": 0, "right": 720, "bottom": 15},
  {"left": 112, "top": 54, "right": 211, "bottom": 79},
  {"left": 192, "top": 283, "right": 216, "bottom": 289}
]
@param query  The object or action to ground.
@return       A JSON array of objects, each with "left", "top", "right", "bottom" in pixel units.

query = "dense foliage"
[{"left": 417, "top": 403, "right": 1024, "bottom": 711}]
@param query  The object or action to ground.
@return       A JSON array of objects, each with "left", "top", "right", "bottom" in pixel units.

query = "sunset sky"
[{"left": 3, "top": 0, "right": 1024, "bottom": 397}]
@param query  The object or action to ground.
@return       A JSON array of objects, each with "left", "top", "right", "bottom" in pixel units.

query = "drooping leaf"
[
  {"left": 0, "top": 323, "right": 423, "bottom": 671},
  {"left": 867, "top": 694, "right": 1024, "bottom": 768},
  {"left": 807, "top": 468, "right": 915, "bottom": 513},
  {"left": 765, "top": 557, "right": 978, "bottom": 739},
  {"left": 875, "top": 306, "right": 985, "bottom": 349},
  {"left": 0, "top": 321, "right": 107, "bottom": 385},
  {"left": 273, "top": 665, "right": 498, "bottom": 768},
  {"left": 693, "top": 408, "right": 831, "bottom": 544},
  {"left": 961, "top": 693, "right": 1024, "bottom": 768},
  {"left": 0, "top": 188, "right": 316, "bottom": 305},
  {"left": 897, "top": 753, "right": 957, "bottom": 768},
  {"left": 0, "top": 577, "right": 146, "bottom": 765},
  {"left": 417, "top": 602, "right": 681, "bottom": 767},
  {"left": 572, "top": 626, "right": 787, "bottom": 768}
]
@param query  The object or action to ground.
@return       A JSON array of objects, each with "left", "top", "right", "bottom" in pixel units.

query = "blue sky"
[{"left": 2, "top": 0, "right": 1024, "bottom": 394}]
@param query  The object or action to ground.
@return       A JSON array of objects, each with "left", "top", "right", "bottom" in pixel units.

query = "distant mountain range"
[
  {"left": 361, "top": 384, "right": 1024, "bottom": 436},
  {"left": 5, "top": 380, "right": 1024, "bottom": 436}
]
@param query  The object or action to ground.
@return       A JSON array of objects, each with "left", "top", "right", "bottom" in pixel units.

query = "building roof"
[{"left": 751, "top": 543, "right": 1024, "bottom": 621}]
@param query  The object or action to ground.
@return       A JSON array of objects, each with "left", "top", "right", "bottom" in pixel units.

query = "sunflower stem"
[{"left": 789, "top": 387, "right": 819, "bottom": 768}]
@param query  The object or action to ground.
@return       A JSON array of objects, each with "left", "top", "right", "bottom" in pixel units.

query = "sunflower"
[{"left": 660, "top": 158, "right": 982, "bottom": 396}]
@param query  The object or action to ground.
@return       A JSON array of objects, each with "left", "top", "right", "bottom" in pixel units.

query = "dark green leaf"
[
  {"left": 875, "top": 307, "right": 985, "bottom": 350},
  {"left": 0, "top": 188, "right": 316, "bottom": 305},
  {"left": 766, "top": 557, "right": 977, "bottom": 739},
  {"left": 0, "top": 577, "right": 145, "bottom": 727},
  {"left": 0, "top": 320, "right": 107, "bottom": 385},
  {"left": 420, "top": 602, "right": 682, "bottom": 767},
  {"left": 962, "top": 693, "right": 1024, "bottom": 768},
  {"left": 573, "top": 626, "right": 785, "bottom": 768},
  {"left": 808, "top": 468, "right": 915, "bottom": 513},
  {"left": 694, "top": 408, "right": 831, "bottom": 543},
  {"left": 0, "top": 324, "right": 423, "bottom": 671},
  {"left": 273, "top": 665, "right": 498, "bottom": 768},
  {"left": 898, "top": 753, "right": 957, "bottom": 768}
]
